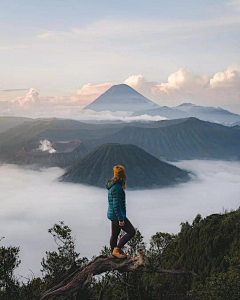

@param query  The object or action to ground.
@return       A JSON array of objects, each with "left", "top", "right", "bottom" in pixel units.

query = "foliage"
[
  {"left": 161, "top": 210, "right": 240, "bottom": 282},
  {"left": 2, "top": 210, "right": 240, "bottom": 299},
  {"left": 0, "top": 237, "right": 21, "bottom": 300},
  {"left": 41, "top": 221, "right": 88, "bottom": 279},
  {"left": 189, "top": 255, "right": 240, "bottom": 300}
]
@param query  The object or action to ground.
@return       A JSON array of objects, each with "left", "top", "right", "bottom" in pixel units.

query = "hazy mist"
[{"left": 1, "top": 160, "right": 240, "bottom": 279}]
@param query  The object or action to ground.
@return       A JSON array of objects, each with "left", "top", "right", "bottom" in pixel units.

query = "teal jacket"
[{"left": 106, "top": 180, "right": 126, "bottom": 221}]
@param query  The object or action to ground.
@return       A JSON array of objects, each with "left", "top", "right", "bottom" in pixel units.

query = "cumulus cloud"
[
  {"left": 47, "top": 82, "right": 117, "bottom": 108},
  {"left": 124, "top": 74, "right": 148, "bottom": 87},
  {"left": 124, "top": 74, "right": 156, "bottom": 98},
  {"left": 77, "top": 82, "right": 115, "bottom": 96},
  {"left": 152, "top": 68, "right": 209, "bottom": 94},
  {"left": 71, "top": 66, "right": 240, "bottom": 111},
  {"left": 1, "top": 65, "right": 240, "bottom": 117},
  {"left": 1, "top": 160, "right": 240, "bottom": 277},
  {"left": 146, "top": 66, "right": 240, "bottom": 109},
  {"left": 210, "top": 65, "right": 240, "bottom": 88},
  {"left": 12, "top": 88, "right": 40, "bottom": 107},
  {"left": 124, "top": 66, "right": 240, "bottom": 110}
]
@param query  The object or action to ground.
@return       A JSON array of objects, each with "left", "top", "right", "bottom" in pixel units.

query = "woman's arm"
[{"left": 112, "top": 186, "right": 125, "bottom": 223}]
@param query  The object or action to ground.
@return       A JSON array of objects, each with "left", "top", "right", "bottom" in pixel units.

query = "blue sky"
[{"left": 0, "top": 0, "right": 240, "bottom": 115}]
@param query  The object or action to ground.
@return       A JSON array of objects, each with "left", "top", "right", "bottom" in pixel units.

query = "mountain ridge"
[
  {"left": 132, "top": 103, "right": 240, "bottom": 124},
  {"left": 82, "top": 117, "right": 240, "bottom": 161}
]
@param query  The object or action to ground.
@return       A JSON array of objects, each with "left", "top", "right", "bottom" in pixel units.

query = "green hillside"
[
  {"left": 161, "top": 210, "right": 240, "bottom": 281},
  {"left": 88, "top": 117, "right": 240, "bottom": 161},
  {"left": 0, "top": 116, "right": 32, "bottom": 133}
]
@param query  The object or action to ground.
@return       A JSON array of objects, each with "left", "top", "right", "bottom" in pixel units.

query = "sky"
[
  {"left": 1, "top": 160, "right": 240, "bottom": 278},
  {"left": 0, "top": 0, "right": 240, "bottom": 115}
]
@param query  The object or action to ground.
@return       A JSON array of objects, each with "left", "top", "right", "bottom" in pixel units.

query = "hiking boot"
[
  {"left": 119, "top": 249, "right": 127, "bottom": 257},
  {"left": 112, "top": 247, "right": 127, "bottom": 259}
]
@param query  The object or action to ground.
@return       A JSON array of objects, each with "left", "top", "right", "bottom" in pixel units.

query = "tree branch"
[{"left": 41, "top": 250, "right": 197, "bottom": 300}]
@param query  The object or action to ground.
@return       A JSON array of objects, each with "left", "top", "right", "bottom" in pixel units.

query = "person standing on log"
[{"left": 106, "top": 165, "right": 136, "bottom": 259}]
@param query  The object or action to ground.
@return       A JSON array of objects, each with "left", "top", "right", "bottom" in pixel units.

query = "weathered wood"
[{"left": 41, "top": 251, "right": 196, "bottom": 300}]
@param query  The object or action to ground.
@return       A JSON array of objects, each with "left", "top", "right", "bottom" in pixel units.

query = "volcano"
[
  {"left": 60, "top": 143, "right": 190, "bottom": 189},
  {"left": 83, "top": 84, "right": 159, "bottom": 112}
]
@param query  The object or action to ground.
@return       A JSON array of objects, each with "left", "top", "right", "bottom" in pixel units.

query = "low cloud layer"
[{"left": 1, "top": 160, "right": 240, "bottom": 278}]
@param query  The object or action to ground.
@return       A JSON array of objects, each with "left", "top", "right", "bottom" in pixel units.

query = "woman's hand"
[{"left": 119, "top": 220, "right": 125, "bottom": 227}]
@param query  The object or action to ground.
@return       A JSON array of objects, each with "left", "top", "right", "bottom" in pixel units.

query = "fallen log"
[{"left": 41, "top": 250, "right": 197, "bottom": 300}]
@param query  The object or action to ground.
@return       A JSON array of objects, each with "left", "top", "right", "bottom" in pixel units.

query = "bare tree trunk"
[{"left": 41, "top": 251, "right": 197, "bottom": 300}]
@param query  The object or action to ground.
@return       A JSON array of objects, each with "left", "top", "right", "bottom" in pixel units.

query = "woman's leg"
[
  {"left": 117, "top": 218, "right": 136, "bottom": 249},
  {"left": 110, "top": 220, "right": 121, "bottom": 252}
]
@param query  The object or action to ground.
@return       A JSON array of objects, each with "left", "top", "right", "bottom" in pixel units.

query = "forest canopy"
[{"left": 1, "top": 209, "right": 240, "bottom": 300}]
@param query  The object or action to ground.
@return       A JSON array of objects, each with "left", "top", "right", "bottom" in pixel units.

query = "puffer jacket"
[{"left": 106, "top": 180, "right": 126, "bottom": 221}]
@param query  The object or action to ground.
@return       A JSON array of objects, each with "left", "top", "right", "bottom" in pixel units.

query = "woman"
[{"left": 106, "top": 165, "right": 136, "bottom": 259}]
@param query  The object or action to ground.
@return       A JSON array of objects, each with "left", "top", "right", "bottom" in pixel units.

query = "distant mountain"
[
  {"left": 132, "top": 106, "right": 189, "bottom": 119},
  {"left": 0, "top": 118, "right": 109, "bottom": 160},
  {"left": 84, "top": 118, "right": 240, "bottom": 161},
  {"left": 230, "top": 121, "right": 240, "bottom": 127},
  {"left": 132, "top": 103, "right": 240, "bottom": 124},
  {"left": 175, "top": 103, "right": 240, "bottom": 123},
  {"left": 8, "top": 141, "right": 89, "bottom": 168},
  {"left": 3, "top": 117, "right": 240, "bottom": 166},
  {"left": 0, "top": 116, "right": 32, "bottom": 133},
  {"left": 0, "top": 117, "right": 192, "bottom": 163},
  {"left": 83, "top": 84, "right": 159, "bottom": 112},
  {"left": 60, "top": 144, "right": 190, "bottom": 189}
]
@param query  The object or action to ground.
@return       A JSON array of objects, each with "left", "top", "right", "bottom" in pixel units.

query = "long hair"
[
  {"left": 109, "top": 165, "right": 126, "bottom": 189},
  {"left": 109, "top": 176, "right": 126, "bottom": 190}
]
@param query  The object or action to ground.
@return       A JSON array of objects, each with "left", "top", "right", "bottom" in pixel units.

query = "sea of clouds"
[{"left": 1, "top": 160, "right": 240, "bottom": 279}]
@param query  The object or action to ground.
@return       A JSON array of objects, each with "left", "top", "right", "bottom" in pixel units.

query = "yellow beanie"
[{"left": 113, "top": 165, "right": 126, "bottom": 179}]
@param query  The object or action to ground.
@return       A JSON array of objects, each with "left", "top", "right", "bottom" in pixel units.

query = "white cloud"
[
  {"left": 152, "top": 68, "right": 209, "bottom": 94},
  {"left": 77, "top": 82, "right": 115, "bottom": 96},
  {"left": 34, "top": 109, "right": 167, "bottom": 122},
  {"left": 12, "top": 88, "right": 40, "bottom": 107},
  {"left": 210, "top": 65, "right": 240, "bottom": 88},
  {"left": 72, "top": 110, "right": 167, "bottom": 122},
  {"left": 124, "top": 74, "right": 147, "bottom": 87},
  {"left": 1, "top": 65, "right": 240, "bottom": 116},
  {"left": 147, "top": 66, "right": 240, "bottom": 108},
  {"left": 1, "top": 160, "right": 240, "bottom": 277},
  {"left": 36, "top": 17, "right": 240, "bottom": 42},
  {"left": 227, "top": 0, "right": 240, "bottom": 11}
]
